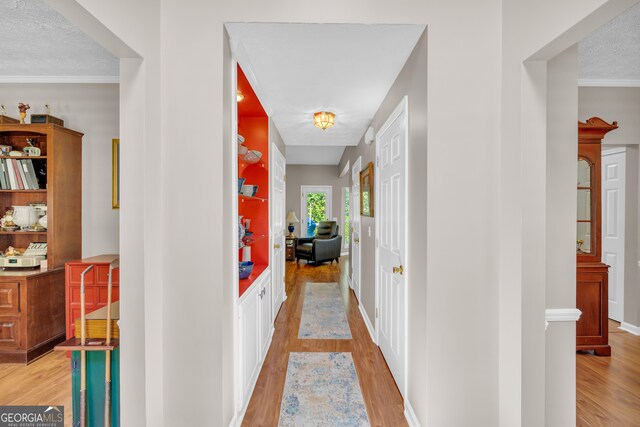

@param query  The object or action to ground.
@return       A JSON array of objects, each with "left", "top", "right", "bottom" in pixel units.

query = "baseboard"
[
  {"left": 620, "top": 322, "right": 640, "bottom": 336},
  {"left": 358, "top": 303, "right": 375, "bottom": 343},
  {"left": 348, "top": 276, "right": 353, "bottom": 289},
  {"left": 228, "top": 414, "right": 238, "bottom": 427},
  {"left": 404, "top": 399, "right": 421, "bottom": 427}
]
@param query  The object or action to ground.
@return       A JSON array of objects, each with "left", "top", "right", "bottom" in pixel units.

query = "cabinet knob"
[{"left": 392, "top": 265, "right": 404, "bottom": 275}]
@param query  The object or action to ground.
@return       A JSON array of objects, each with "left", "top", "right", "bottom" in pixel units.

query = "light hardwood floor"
[
  {"left": 242, "top": 258, "right": 408, "bottom": 426},
  {"left": 577, "top": 319, "right": 640, "bottom": 426},
  {"left": 0, "top": 350, "right": 72, "bottom": 427}
]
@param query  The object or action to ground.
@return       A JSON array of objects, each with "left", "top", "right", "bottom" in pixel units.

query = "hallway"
[{"left": 242, "top": 258, "right": 407, "bottom": 426}]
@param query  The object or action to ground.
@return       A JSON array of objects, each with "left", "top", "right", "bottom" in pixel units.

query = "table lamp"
[{"left": 286, "top": 211, "right": 300, "bottom": 237}]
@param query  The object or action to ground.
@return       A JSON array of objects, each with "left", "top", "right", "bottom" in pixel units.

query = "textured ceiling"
[
  {"left": 0, "top": 0, "right": 118, "bottom": 79},
  {"left": 226, "top": 23, "right": 425, "bottom": 151},
  {"left": 579, "top": 3, "right": 640, "bottom": 82}
]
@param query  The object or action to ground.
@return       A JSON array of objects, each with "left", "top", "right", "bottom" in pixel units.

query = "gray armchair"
[{"left": 295, "top": 221, "right": 342, "bottom": 265}]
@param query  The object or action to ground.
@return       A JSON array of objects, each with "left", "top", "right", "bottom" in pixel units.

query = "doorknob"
[
  {"left": 393, "top": 265, "right": 404, "bottom": 275},
  {"left": 354, "top": 238, "right": 360, "bottom": 243},
  {"left": 274, "top": 244, "right": 281, "bottom": 249}
]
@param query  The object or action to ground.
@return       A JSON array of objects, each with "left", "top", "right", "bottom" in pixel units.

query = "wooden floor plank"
[
  {"left": 242, "top": 258, "right": 407, "bottom": 426},
  {"left": 0, "top": 350, "right": 72, "bottom": 427},
  {"left": 577, "top": 320, "right": 640, "bottom": 426}
]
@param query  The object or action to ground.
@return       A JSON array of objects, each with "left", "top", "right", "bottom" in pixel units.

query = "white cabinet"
[{"left": 238, "top": 269, "right": 273, "bottom": 411}]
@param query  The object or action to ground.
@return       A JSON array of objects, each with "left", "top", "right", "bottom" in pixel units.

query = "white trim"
[
  {"left": 404, "top": 399, "right": 421, "bottom": 427},
  {"left": 351, "top": 156, "right": 362, "bottom": 303},
  {"left": 339, "top": 160, "right": 350, "bottom": 178},
  {"left": 340, "top": 251, "right": 349, "bottom": 257},
  {"left": 0, "top": 75, "right": 119, "bottom": 84},
  {"left": 341, "top": 186, "right": 350, "bottom": 250},
  {"left": 602, "top": 147, "right": 626, "bottom": 156},
  {"left": 374, "top": 95, "right": 409, "bottom": 399},
  {"left": 347, "top": 275, "right": 353, "bottom": 289},
  {"left": 619, "top": 322, "right": 640, "bottom": 336},
  {"left": 545, "top": 308, "right": 582, "bottom": 330},
  {"left": 358, "top": 303, "right": 376, "bottom": 343},
  {"left": 229, "top": 38, "right": 274, "bottom": 116},
  {"left": 578, "top": 78, "right": 640, "bottom": 88},
  {"left": 227, "top": 415, "right": 238, "bottom": 427}
]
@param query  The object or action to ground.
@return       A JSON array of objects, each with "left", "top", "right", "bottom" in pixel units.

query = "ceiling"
[
  {"left": 0, "top": 0, "right": 117, "bottom": 81},
  {"left": 1, "top": 2, "right": 639, "bottom": 163},
  {"left": 579, "top": 3, "right": 640, "bottom": 84},
  {"left": 226, "top": 23, "right": 425, "bottom": 165}
]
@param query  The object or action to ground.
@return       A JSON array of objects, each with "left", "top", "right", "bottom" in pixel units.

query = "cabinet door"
[
  {"left": 238, "top": 286, "right": 260, "bottom": 405},
  {"left": 259, "top": 277, "right": 272, "bottom": 359}
]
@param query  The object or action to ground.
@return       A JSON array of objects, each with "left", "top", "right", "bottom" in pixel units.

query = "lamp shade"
[
  {"left": 313, "top": 111, "right": 335, "bottom": 130},
  {"left": 286, "top": 211, "right": 300, "bottom": 224}
]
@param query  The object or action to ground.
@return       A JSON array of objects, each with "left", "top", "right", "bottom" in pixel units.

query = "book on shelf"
[
  {"left": 11, "top": 159, "right": 25, "bottom": 189},
  {"left": 5, "top": 158, "right": 17, "bottom": 189},
  {"left": 0, "top": 158, "right": 42, "bottom": 190},
  {"left": 0, "top": 160, "right": 7, "bottom": 190}
]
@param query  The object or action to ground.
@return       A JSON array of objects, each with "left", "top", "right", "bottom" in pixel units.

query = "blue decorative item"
[{"left": 239, "top": 261, "right": 254, "bottom": 280}]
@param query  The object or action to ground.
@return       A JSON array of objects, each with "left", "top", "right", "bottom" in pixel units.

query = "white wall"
[
  {"left": 54, "top": 0, "right": 640, "bottom": 426},
  {"left": 0, "top": 83, "right": 119, "bottom": 256}
]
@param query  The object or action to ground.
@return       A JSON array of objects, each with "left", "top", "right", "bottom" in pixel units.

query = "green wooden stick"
[{"left": 104, "top": 259, "right": 118, "bottom": 427}]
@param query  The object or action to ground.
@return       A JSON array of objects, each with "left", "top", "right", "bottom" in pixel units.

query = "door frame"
[
  {"left": 602, "top": 147, "right": 626, "bottom": 322},
  {"left": 300, "top": 185, "right": 333, "bottom": 237},
  {"left": 374, "top": 96, "right": 409, "bottom": 398},
  {"left": 351, "top": 156, "right": 362, "bottom": 298},
  {"left": 341, "top": 186, "right": 350, "bottom": 256}
]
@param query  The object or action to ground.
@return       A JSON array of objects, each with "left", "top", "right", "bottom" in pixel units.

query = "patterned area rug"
[
  {"left": 298, "top": 282, "right": 352, "bottom": 339},
  {"left": 279, "top": 352, "right": 370, "bottom": 426}
]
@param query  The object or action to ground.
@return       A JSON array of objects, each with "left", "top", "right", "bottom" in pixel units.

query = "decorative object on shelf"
[
  {"left": 0, "top": 145, "right": 11, "bottom": 155},
  {"left": 8, "top": 150, "right": 23, "bottom": 157},
  {"left": 313, "top": 111, "right": 335, "bottom": 130},
  {"left": 12, "top": 205, "right": 38, "bottom": 229},
  {"left": 238, "top": 177, "right": 246, "bottom": 194},
  {"left": 239, "top": 261, "right": 254, "bottom": 280},
  {"left": 31, "top": 114, "right": 64, "bottom": 126},
  {"left": 4, "top": 246, "right": 20, "bottom": 256},
  {"left": 243, "top": 150, "right": 262, "bottom": 164},
  {"left": 0, "top": 105, "right": 19, "bottom": 124},
  {"left": 360, "top": 161, "right": 374, "bottom": 217},
  {"left": 238, "top": 215, "right": 245, "bottom": 247},
  {"left": 242, "top": 231, "right": 254, "bottom": 245},
  {"left": 18, "top": 103, "right": 30, "bottom": 124},
  {"left": 242, "top": 246, "right": 251, "bottom": 262},
  {"left": 241, "top": 184, "right": 259, "bottom": 197},
  {"left": 243, "top": 218, "right": 251, "bottom": 230},
  {"left": 286, "top": 210, "right": 300, "bottom": 237},
  {"left": 23, "top": 138, "right": 41, "bottom": 156},
  {"left": 1, "top": 209, "right": 18, "bottom": 230},
  {"left": 112, "top": 139, "right": 120, "bottom": 209},
  {"left": 30, "top": 203, "right": 47, "bottom": 231},
  {"left": 237, "top": 134, "right": 245, "bottom": 144},
  {"left": 238, "top": 144, "right": 248, "bottom": 156}
]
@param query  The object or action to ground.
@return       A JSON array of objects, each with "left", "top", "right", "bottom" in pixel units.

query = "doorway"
[
  {"left": 300, "top": 185, "right": 332, "bottom": 237},
  {"left": 602, "top": 148, "right": 626, "bottom": 322}
]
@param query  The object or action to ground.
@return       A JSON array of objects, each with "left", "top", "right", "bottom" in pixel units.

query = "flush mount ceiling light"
[
  {"left": 237, "top": 92, "right": 245, "bottom": 102},
  {"left": 313, "top": 111, "right": 335, "bottom": 130}
]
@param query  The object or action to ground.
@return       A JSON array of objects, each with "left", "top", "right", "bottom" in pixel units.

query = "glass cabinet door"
[{"left": 577, "top": 159, "right": 592, "bottom": 253}]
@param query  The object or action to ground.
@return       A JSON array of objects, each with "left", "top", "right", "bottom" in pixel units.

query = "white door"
[
  {"left": 351, "top": 157, "right": 362, "bottom": 300},
  {"left": 271, "top": 144, "right": 286, "bottom": 316},
  {"left": 300, "top": 185, "right": 332, "bottom": 237},
  {"left": 376, "top": 98, "right": 407, "bottom": 397},
  {"left": 602, "top": 149, "right": 625, "bottom": 322}
]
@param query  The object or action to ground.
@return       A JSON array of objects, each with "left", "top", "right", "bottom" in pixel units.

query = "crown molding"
[
  {"left": 0, "top": 75, "right": 119, "bottom": 84},
  {"left": 578, "top": 78, "right": 640, "bottom": 87}
]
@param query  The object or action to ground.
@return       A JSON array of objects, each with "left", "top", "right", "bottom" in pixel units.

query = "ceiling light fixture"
[
  {"left": 313, "top": 111, "right": 335, "bottom": 130},
  {"left": 237, "top": 92, "right": 245, "bottom": 102}
]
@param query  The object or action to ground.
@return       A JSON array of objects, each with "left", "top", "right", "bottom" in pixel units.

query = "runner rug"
[
  {"left": 298, "top": 282, "right": 352, "bottom": 339},
  {"left": 278, "top": 352, "right": 370, "bottom": 426}
]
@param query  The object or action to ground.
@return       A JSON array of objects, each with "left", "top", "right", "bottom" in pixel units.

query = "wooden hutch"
[
  {"left": 576, "top": 117, "right": 617, "bottom": 356},
  {"left": 0, "top": 123, "right": 82, "bottom": 363}
]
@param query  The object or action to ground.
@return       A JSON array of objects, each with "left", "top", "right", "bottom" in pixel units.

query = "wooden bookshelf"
[{"left": 0, "top": 123, "right": 83, "bottom": 363}]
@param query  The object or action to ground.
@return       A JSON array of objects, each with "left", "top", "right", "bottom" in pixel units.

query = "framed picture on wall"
[
  {"left": 112, "top": 138, "right": 120, "bottom": 209},
  {"left": 360, "top": 161, "right": 374, "bottom": 217}
]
